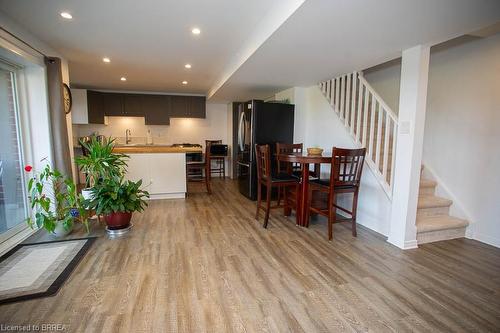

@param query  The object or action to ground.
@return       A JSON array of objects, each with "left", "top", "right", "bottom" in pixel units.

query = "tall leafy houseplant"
[
  {"left": 25, "top": 164, "right": 89, "bottom": 236},
  {"left": 88, "top": 176, "right": 149, "bottom": 230},
  {"left": 75, "top": 137, "right": 128, "bottom": 192}
]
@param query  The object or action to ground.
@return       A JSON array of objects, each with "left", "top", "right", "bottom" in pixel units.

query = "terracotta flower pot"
[{"left": 104, "top": 212, "right": 132, "bottom": 230}]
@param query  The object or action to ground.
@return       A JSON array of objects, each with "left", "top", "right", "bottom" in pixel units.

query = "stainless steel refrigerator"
[{"left": 236, "top": 100, "right": 295, "bottom": 200}]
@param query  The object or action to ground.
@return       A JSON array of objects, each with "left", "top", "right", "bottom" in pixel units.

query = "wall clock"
[{"left": 63, "top": 83, "right": 72, "bottom": 114}]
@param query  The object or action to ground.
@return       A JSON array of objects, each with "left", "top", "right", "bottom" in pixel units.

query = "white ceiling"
[
  {"left": 0, "top": 0, "right": 304, "bottom": 94},
  {"left": 1, "top": 0, "right": 499, "bottom": 102},
  {"left": 210, "top": 0, "right": 500, "bottom": 102}
]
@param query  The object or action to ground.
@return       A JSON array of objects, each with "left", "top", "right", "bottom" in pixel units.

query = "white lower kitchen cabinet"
[{"left": 124, "top": 153, "right": 186, "bottom": 199}]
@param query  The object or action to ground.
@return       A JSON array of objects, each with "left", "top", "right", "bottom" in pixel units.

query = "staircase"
[
  {"left": 320, "top": 72, "right": 397, "bottom": 198},
  {"left": 417, "top": 168, "right": 469, "bottom": 244},
  {"left": 320, "top": 72, "right": 469, "bottom": 244}
]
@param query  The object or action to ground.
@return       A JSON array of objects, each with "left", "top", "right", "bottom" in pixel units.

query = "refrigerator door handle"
[{"left": 238, "top": 112, "right": 245, "bottom": 152}]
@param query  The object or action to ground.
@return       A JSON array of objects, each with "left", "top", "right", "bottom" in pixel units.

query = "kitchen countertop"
[{"left": 112, "top": 144, "right": 202, "bottom": 154}]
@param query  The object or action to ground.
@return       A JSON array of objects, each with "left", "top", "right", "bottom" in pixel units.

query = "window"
[{"left": 0, "top": 61, "right": 28, "bottom": 240}]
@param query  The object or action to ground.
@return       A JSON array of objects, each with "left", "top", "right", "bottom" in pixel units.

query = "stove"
[{"left": 172, "top": 143, "right": 202, "bottom": 148}]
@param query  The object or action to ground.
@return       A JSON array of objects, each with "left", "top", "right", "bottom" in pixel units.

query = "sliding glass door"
[{"left": 0, "top": 62, "right": 28, "bottom": 241}]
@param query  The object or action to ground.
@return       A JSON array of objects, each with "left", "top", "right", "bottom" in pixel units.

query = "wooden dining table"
[{"left": 277, "top": 152, "right": 332, "bottom": 227}]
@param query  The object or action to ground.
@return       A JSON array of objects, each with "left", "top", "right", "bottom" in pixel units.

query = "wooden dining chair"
[
  {"left": 255, "top": 144, "right": 300, "bottom": 228},
  {"left": 186, "top": 142, "right": 212, "bottom": 194},
  {"left": 205, "top": 139, "right": 226, "bottom": 179},
  {"left": 275, "top": 143, "right": 303, "bottom": 206},
  {"left": 307, "top": 147, "right": 366, "bottom": 240},
  {"left": 276, "top": 143, "right": 303, "bottom": 176}
]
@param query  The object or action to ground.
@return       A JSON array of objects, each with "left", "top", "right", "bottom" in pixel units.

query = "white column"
[{"left": 388, "top": 45, "right": 430, "bottom": 249}]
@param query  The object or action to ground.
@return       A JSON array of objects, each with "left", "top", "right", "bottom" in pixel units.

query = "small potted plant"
[
  {"left": 25, "top": 163, "right": 89, "bottom": 237},
  {"left": 87, "top": 175, "right": 149, "bottom": 232},
  {"left": 76, "top": 136, "right": 128, "bottom": 200}
]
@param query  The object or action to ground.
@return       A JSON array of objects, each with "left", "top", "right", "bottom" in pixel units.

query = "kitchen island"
[{"left": 113, "top": 145, "right": 202, "bottom": 200}]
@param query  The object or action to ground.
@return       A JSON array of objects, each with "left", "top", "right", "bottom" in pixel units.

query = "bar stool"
[
  {"left": 276, "top": 143, "right": 303, "bottom": 206},
  {"left": 255, "top": 144, "right": 299, "bottom": 228},
  {"left": 186, "top": 142, "right": 212, "bottom": 194},
  {"left": 307, "top": 147, "right": 366, "bottom": 240},
  {"left": 205, "top": 140, "right": 226, "bottom": 179}
]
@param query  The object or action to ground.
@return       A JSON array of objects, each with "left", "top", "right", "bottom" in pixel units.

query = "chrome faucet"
[{"left": 125, "top": 129, "right": 132, "bottom": 144}]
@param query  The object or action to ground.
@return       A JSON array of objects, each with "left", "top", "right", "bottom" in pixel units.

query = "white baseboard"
[
  {"left": 471, "top": 232, "right": 500, "bottom": 248},
  {"left": 387, "top": 237, "right": 418, "bottom": 250},
  {"left": 148, "top": 192, "right": 185, "bottom": 200}
]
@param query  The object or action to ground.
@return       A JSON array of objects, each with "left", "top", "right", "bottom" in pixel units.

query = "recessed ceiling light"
[
  {"left": 191, "top": 28, "right": 201, "bottom": 35},
  {"left": 184, "top": 64, "right": 192, "bottom": 69},
  {"left": 182, "top": 81, "right": 188, "bottom": 85},
  {"left": 60, "top": 12, "right": 73, "bottom": 19},
  {"left": 120, "top": 77, "right": 127, "bottom": 81},
  {"left": 103, "top": 57, "right": 111, "bottom": 63}
]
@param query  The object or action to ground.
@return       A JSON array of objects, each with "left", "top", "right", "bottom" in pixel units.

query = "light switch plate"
[{"left": 400, "top": 121, "right": 411, "bottom": 134}]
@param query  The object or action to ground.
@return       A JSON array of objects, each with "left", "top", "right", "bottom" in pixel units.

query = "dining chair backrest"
[
  {"left": 330, "top": 147, "right": 366, "bottom": 188},
  {"left": 205, "top": 141, "right": 212, "bottom": 166},
  {"left": 205, "top": 139, "right": 222, "bottom": 146},
  {"left": 255, "top": 144, "right": 271, "bottom": 182},
  {"left": 276, "top": 143, "right": 303, "bottom": 174}
]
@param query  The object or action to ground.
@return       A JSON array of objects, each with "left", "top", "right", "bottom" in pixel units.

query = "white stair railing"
[{"left": 319, "top": 72, "right": 398, "bottom": 198}]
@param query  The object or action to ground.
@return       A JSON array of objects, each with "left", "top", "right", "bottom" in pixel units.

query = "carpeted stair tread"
[
  {"left": 418, "top": 195, "right": 452, "bottom": 209},
  {"left": 416, "top": 215, "right": 469, "bottom": 233},
  {"left": 420, "top": 179, "right": 437, "bottom": 188}
]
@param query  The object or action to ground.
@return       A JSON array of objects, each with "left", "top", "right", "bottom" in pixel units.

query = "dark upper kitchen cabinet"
[
  {"left": 144, "top": 95, "right": 170, "bottom": 125},
  {"left": 123, "top": 94, "right": 144, "bottom": 116},
  {"left": 102, "top": 93, "right": 144, "bottom": 117},
  {"left": 102, "top": 93, "right": 123, "bottom": 116},
  {"left": 189, "top": 96, "right": 206, "bottom": 118},
  {"left": 170, "top": 95, "right": 189, "bottom": 117},
  {"left": 171, "top": 95, "right": 206, "bottom": 118},
  {"left": 85, "top": 91, "right": 204, "bottom": 125},
  {"left": 87, "top": 90, "right": 105, "bottom": 124}
]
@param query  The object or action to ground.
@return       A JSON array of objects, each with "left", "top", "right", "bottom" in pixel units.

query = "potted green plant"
[
  {"left": 75, "top": 136, "right": 128, "bottom": 200},
  {"left": 87, "top": 175, "right": 149, "bottom": 232},
  {"left": 24, "top": 163, "right": 89, "bottom": 237}
]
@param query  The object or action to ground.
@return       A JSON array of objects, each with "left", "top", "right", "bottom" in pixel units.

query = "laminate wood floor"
[{"left": 1, "top": 179, "right": 499, "bottom": 332}]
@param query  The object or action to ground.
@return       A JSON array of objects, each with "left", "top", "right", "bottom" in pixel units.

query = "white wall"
[
  {"left": 424, "top": 33, "right": 500, "bottom": 247},
  {"left": 274, "top": 86, "right": 393, "bottom": 236},
  {"left": 363, "top": 59, "right": 401, "bottom": 113}
]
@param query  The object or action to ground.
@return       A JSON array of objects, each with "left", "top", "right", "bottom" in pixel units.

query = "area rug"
[{"left": 0, "top": 237, "right": 96, "bottom": 304}]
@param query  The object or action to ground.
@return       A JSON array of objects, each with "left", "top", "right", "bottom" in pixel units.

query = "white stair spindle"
[
  {"left": 350, "top": 72, "right": 357, "bottom": 136},
  {"left": 382, "top": 114, "right": 390, "bottom": 179},
  {"left": 369, "top": 96, "right": 376, "bottom": 158},
  {"left": 340, "top": 76, "right": 345, "bottom": 119},
  {"left": 327, "top": 80, "right": 332, "bottom": 106},
  {"left": 375, "top": 104, "right": 383, "bottom": 170},
  {"left": 356, "top": 81, "right": 363, "bottom": 143},
  {"left": 345, "top": 74, "right": 351, "bottom": 127},
  {"left": 390, "top": 120, "right": 397, "bottom": 186},
  {"left": 335, "top": 78, "right": 340, "bottom": 112},
  {"left": 362, "top": 84, "right": 369, "bottom": 147}
]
